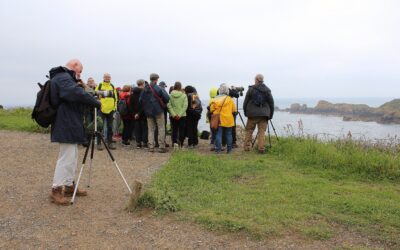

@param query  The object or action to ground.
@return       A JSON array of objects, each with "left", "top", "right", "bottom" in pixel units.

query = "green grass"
[
  {"left": 141, "top": 141, "right": 400, "bottom": 246},
  {"left": 0, "top": 108, "right": 48, "bottom": 133}
]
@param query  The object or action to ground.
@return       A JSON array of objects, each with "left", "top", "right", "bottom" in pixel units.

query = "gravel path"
[{"left": 0, "top": 130, "right": 381, "bottom": 249}]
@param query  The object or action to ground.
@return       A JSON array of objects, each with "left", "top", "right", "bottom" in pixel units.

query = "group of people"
[
  {"left": 83, "top": 73, "right": 204, "bottom": 153},
  {"left": 48, "top": 59, "right": 274, "bottom": 205}
]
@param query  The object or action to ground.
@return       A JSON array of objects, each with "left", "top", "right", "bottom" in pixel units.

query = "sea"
[{"left": 198, "top": 97, "right": 400, "bottom": 140}]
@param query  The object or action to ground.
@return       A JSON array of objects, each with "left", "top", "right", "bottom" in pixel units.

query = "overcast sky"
[{"left": 0, "top": 0, "right": 399, "bottom": 107}]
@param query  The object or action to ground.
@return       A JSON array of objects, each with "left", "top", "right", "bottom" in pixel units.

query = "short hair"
[
  {"left": 149, "top": 73, "right": 159, "bottom": 81},
  {"left": 219, "top": 84, "right": 229, "bottom": 95},
  {"left": 104, "top": 73, "right": 111, "bottom": 77},
  {"left": 136, "top": 79, "right": 145, "bottom": 86},
  {"left": 255, "top": 74, "right": 264, "bottom": 83},
  {"left": 174, "top": 81, "right": 182, "bottom": 90}
]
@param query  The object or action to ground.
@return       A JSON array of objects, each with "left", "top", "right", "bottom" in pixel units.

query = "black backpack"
[
  {"left": 31, "top": 80, "right": 57, "bottom": 128},
  {"left": 117, "top": 97, "right": 129, "bottom": 116},
  {"left": 251, "top": 87, "right": 268, "bottom": 107}
]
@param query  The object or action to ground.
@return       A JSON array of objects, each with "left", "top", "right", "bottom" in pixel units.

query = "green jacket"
[{"left": 167, "top": 90, "right": 188, "bottom": 117}]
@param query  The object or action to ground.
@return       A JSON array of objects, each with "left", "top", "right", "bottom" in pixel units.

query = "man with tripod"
[
  {"left": 50, "top": 59, "right": 101, "bottom": 205},
  {"left": 243, "top": 74, "right": 274, "bottom": 154}
]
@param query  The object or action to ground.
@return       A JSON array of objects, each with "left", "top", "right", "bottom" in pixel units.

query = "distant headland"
[{"left": 280, "top": 99, "right": 400, "bottom": 124}]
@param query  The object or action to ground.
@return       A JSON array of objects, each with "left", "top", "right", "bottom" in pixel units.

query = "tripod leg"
[
  {"left": 252, "top": 134, "right": 257, "bottom": 148},
  {"left": 99, "top": 133, "right": 132, "bottom": 194},
  {"left": 71, "top": 135, "right": 92, "bottom": 205},
  {"left": 270, "top": 120, "right": 279, "bottom": 141},
  {"left": 87, "top": 133, "right": 96, "bottom": 188},
  {"left": 267, "top": 122, "right": 272, "bottom": 148}
]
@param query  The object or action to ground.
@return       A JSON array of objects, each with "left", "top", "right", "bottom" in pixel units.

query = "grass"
[
  {"left": 0, "top": 108, "right": 49, "bottom": 133},
  {"left": 140, "top": 140, "right": 400, "bottom": 247}
]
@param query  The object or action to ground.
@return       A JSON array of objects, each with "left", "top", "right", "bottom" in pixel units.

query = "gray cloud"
[{"left": 0, "top": 0, "right": 399, "bottom": 107}]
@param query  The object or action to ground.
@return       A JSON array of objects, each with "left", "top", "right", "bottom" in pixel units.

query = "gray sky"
[{"left": 0, "top": 0, "right": 399, "bottom": 107}]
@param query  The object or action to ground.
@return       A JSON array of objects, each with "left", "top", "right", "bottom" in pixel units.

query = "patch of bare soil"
[{"left": 0, "top": 130, "right": 387, "bottom": 249}]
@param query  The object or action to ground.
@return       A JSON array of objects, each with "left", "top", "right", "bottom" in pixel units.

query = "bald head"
[
  {"left": 66, "top": 59, "right": 83, "bottom": 79},
  {"left": 255, "top": 74, "right": 264, "bottom": 85}
]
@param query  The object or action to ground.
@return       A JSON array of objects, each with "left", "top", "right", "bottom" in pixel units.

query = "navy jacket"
[
  {"left": 243, "top": 83, "right": 274, "bottom": 119},
  {"left": 50, "top": 67, "right": 101, "bottom": 144},
  {"left": 139, "top": 82, "right": 169, "bottom": 117}
]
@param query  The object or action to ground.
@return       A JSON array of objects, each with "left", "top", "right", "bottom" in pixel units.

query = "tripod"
[
  {"left": 251, "top": 119, "right": 279, "bottom": 148},
  {"left": 235, "top": 97, "right": 246, "bottom": 128},
  {"left": 71, "top": 107, "right": 132, "bottom": 205}
]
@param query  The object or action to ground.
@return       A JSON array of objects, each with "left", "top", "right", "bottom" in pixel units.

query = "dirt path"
[{"left": 0, "top": 130, "right": 378, "bottom": 249}]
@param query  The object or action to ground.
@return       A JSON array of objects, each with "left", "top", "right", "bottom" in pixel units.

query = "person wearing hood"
[
  {"left": 207, "top": 87, "right": 218, "bottom": 148},
  {"left": 243, "top": 74, "right": 275, "bottom": 153},
  {"left": 167, "top": 82, "right": 188, "bottom": 148},
  {"left": 49, "top": 59, "right": 101, "bottom": 205}
]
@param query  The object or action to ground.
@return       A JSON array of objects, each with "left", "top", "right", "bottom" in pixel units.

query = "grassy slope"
[
  {"left": 143, "top": 141, "right": 400, "bottom": 246},
  {"left": 0, "top": 108, "right": 48, "bottom": 133}
]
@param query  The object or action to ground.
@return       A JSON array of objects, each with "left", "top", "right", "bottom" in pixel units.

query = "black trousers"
[
  {"left": 171, "top": 117, "right": 186, "bottom": 146},
  {"left": 98, "top": 112, "right": 114, "bottom": 144},
  {"left": 122, "top": 119, "right": 134, "bottom": 142},
  {"left": 186, "top": 115, "right": 199, "bottom": 146},
  {"left": 135, "top": 118, "right": 148, "bottom": 144}
]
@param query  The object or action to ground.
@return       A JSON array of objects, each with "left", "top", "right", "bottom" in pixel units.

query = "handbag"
[{"left": 210, "top": 96, "right": 227, "bottom": 130}]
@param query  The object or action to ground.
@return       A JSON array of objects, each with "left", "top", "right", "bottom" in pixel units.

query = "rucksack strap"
[{"left": 98, "top": 83, "right": 116, "bottom": 100}]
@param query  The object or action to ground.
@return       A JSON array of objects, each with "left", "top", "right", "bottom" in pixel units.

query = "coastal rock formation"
[{"left": 284, "top": 99, "right": 400, "bottom": 124}]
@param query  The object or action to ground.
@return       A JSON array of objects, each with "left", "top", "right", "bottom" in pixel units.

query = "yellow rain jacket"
[
  {"left": 210, "top": 95, "right": 236, "bottom": 127},
  {"left": 95, "top": 82, "right": 118, "bottom": 114}
]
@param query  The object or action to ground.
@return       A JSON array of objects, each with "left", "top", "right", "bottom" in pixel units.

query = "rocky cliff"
[{"left": 284, "top": 99, "right": 400, "bottom": 124}]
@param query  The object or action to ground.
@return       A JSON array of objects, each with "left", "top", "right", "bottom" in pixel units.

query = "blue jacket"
[
  {"left": 139, "top": 82, "right": 169, "bottom": 117},
  {"left": 50, "top": 67, "right": 101, "bottom": 144}
]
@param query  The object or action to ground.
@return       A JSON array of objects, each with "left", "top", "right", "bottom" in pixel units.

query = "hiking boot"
[
  {"left": 122, "top": 141, "right": 130, "bottom": 146},
  {"left": 165, "top": 143, "right": 170, "bottom": 148},
  {"left": 97, "top": 143, "right": 103, "bottom": 151},
  {"left": 50, "top": 187, "right": 69, "bottom": 206},
  {"left": 149, "top": 148, "right": 155, "bottom": 153},
  {"left": 173, "top": 143, "right": 179, "bottom": 150},
  {"left": 258, "top": 149, "right": 266, "bottom": 154},
  {"left": 158, "top": 148, "right": 168, "bottom": 153},
  {"left": 64, "top": 185, "right": 88, "bottom": 197},
  {"left": 244, "top": 147, "right": 251, "bottom": 152},
  {"left": 136, "top": 143, "right": 142, "bottom": 149},
  {"left": 108, "top": 142, "right": 117, "bottom": 150},
  {"left": 232, "top": 143, "right": 239, "bottom": 148},
  {"left": 142, "top": 143, "right": 148, "bottom": 148}
]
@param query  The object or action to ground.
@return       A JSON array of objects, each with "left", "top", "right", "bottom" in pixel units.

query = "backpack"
[
  {"left": 117, "top": 96, "right": 129, "bottom": 116},
  {"left": 251, "top": 87, "right": 268, "bottom": 107},
  {"left": 31, "top": 80, "right": 57, "bottom": 128},
  {"left": 190, "top": 93, "right": 203, "bottom": 119}
]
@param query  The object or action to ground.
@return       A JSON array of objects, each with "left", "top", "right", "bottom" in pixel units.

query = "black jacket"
[
  {"left": 243, "top": 83, "right": 274, "bottom": 119},
  {"left": 130, "top": 87, "right": 145, "bottom": 119},
  {"left": 50, "top": 66, "right": 100, "bottom": 143}
]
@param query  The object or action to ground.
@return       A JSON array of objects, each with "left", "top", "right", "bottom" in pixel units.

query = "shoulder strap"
[
  {"left": 149, "top": 84, "right": 166, "bottom": 108},
  {"left": 217, "top": 96, "right": 228, "bottom": 114},
  {"left": 98, "top": 83, "right": 102, "bottom": 90}
]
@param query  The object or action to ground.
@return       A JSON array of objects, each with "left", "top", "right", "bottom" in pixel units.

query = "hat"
[
  {"left": 149, "top": 73, "right": 159, "bottom": 81},
  {"left": 159, "top": 81, "right": 167, "bottom": 88},
  {"left": 116, "top": 87, "right": 122, "bottom": 91}
]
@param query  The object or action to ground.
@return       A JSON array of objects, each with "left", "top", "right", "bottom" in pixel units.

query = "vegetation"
[
  {"left": 141, "top": 139, "right": 400, "bottom": 247},
  {"left": 0, "top": 108, "right": 49, "bottom": 133}
]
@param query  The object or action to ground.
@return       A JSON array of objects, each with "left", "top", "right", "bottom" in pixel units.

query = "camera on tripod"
[{"left": 229, "top": 86, "right": 245, "bottom": 97}]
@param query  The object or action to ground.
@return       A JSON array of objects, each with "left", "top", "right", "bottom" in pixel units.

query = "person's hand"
[
  {"left": 175, "top": 115, "right": 180, "bottom": 120},
  {"left": 134, "top": 114, "right": 139, "bottom": 120}
]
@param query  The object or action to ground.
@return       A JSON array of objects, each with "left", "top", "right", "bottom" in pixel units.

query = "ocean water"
[{"left": 198, "top": 97, "right": 400, "bottom": 140}]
